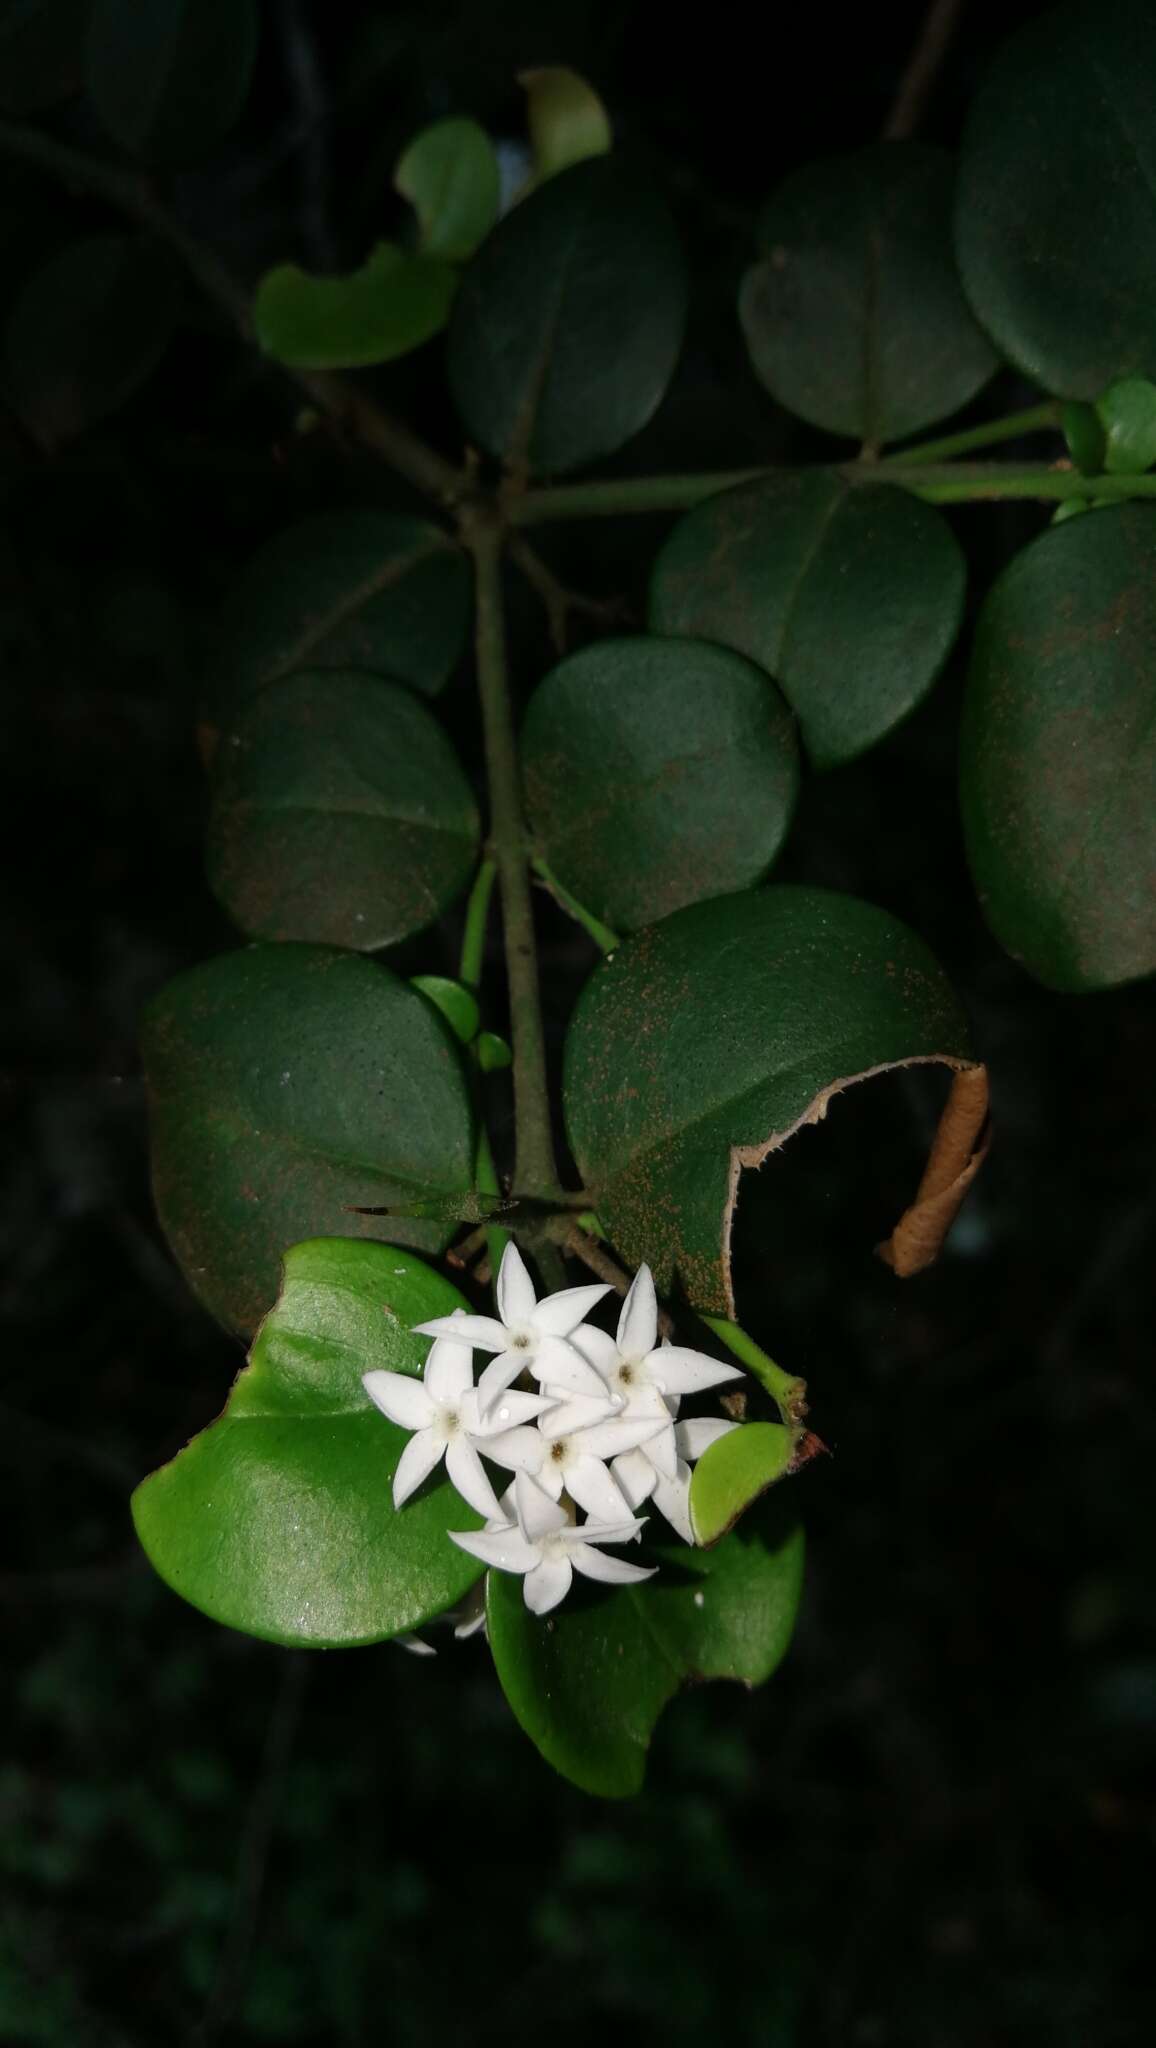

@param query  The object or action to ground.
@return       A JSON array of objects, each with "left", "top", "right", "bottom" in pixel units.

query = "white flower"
[
  {"left": 413, "top": 1242, "right": 611, "bottom": 1416},
  {"left": 449, "top": 1470, "right": 657, "bottom": 1616},
  {"left": 577, "top": 1263, "right": 744, "bottom": 1410},
  {"left": 612, "top": 1416, "right": 739, "bottom": 1544},
  {"left": 362, "top": 1326, "right": 552, "bottom": 1519},
  {"left": 481, "top": 1399, "right": 672, "bottom": 1522}
]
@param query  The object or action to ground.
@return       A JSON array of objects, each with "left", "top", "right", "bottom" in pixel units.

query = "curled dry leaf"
[{"left": 876, "top": 1063, "right": 990, "bottom": 1277}]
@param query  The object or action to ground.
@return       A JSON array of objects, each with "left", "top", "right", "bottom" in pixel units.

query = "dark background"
[{"left": 2, "top": 2, "right": 1153, "bottom": 2042}]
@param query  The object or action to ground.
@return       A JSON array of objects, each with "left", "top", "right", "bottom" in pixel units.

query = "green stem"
[
  {"left": 466, "top": 513, "right": 560, "bottom": 1200},
  {"left": 532, "top": 857, "right": 621, "bottom": 954},
  {"left": 514, "top": 469, "right": 767, "bottom": 522},
  {"left": 879, "top": 400, "right": 1062, "bottom": 466},
  {"left": 473, "top": 1119, "right": 509, "bottom": 1275},
  {"left": 0, "top": 116, "right": 462, "bottom": 508},
  {"left": 878, "top": 460, "right": 1156, "bottom": 503},
  {"left": 700, "top": 1315, "right": 808, "bottom": 1427},
  {"left": 458, "top": 857, "right": 497, "bottom": 989}
]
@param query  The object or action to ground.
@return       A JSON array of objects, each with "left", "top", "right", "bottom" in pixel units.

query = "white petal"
[
  {"left": 449, "top": 1524, "right": 540, "bottom": 1572},
  {"left": 524, "top": 1556, "right": 572, "bottom": 1614},
  {"left": 392, "top": 1427, "right": 446, "bottom": 1508},
  {"left": 675, "top": 1416, "right": 739, "bottom": 1462},
  {"left": 612, "top": 1448, "right": 658, "bottom": 1509},
  {"left": 616, "top": 1262, "right": 657, "bottom": 1361},
  {"left": 445, "top": 1436, "right": 502, "bottom": 1519},
  {"left": 475, "top": 1350, "right": 526, "bottom": 1417},
  {"left": 464, "top": 1386, "right": 555, "bottom": 1436},
  {"left": 568, "top": 1514, "right": 646, "bottom": 1548},
  {"left": 453, "top": 1607, "right": 487, "bottom": 1640},
  {"left": 423, "top": 1333, "right": 474, "bottom": 1405},
  {"left": 412, "top": 1313, "right": 508, "bottom": 1352},
  {"left": 474, "top": 1424, "right": 544, "bottom": 1476},
  {"left": 393, "top": 1633, "right": 437, "bottom": 1657},
  {"left": 515, "top": 1469, "right": 569, "bottom": 1543},
  {"left": 644, "top": 1345, "right": 743, "bottom": 1396},
  {"left": 530, "top": 1282, "right": 611, "bottom": 1338},
  {"left": 537, "top": 1393, "right": 619, "bottom": 1440},
  {"left": 642, "top": 1420, "right": 679, "bottom": 1482},
  {"left": 572, "top": 1411, "right": 674, "bottom": 1460},
  {"left": 570, "top": 1546, "right": 657, "bottom": 1587},
  {"left": 569, "top": 1323, "right": 620, "bottom": 1379},
  {"left": 651, "top": 1461, "right": 695, "bottom": 1544},
  {"left": 496, "top": 1240, "right": 537, "bottom": 1328},
  {"left": 362, "top": 1369, "right": 435, "bottom": 1433},
  {"left": 528, "top": 1334, "right": 611, "bottom": 1398},
  {"left": 565, "top": 1454, "right": 637, "bottom": 1524}
]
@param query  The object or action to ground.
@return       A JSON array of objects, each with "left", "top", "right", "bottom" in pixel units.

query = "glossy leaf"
[
  {"left": 211, "top": 510, "right": 470, "bottom": 711},
  {"left": 1097, "top": 378, "right": 1156, "bottom": 474},
  {"left": 394, "top": 118, "right": 500, "bottom": 262},
  {"left": 0, "top": 0, "right": 89, "bottom": 114},
  {"left": 565, "top": 887, "right": 974, "bottom": 1312},
  {"left": 488, "top": 1507, "right": 804, "bottom": 1796},
  {"left": 253, "top": 245, "right": 457, "bottom": 370},
  {"left": 956, "top": 0, "right": 1156, "bottom": 397},
  {"left": 409, "top": 976, "right": 481, "bottom": 1045},
  {"left": 476, "top": 1031, "right": 512, "bottom": 1072},
  {"left": 86, "top": 0, "right": 257, "bottom": 162},
  {"left": 133, "top": 1240, "right": 484, "bottom": 1647},
  {"left": 740, "top": 143, "right": 998, "bottom": 444},
  {"left": 523, "top": 636, "right": 798, "bottom": 930},
  {"left": 649, "top": 472, "right": 965, "bottom": 770},
  {"left": 960, "top": 503, "right": 1156, "bottom": 992},
  {"left": 5, "top": 234, "right": 177, "bottom": 448},
  {"left": 689, "top": 1423, "right": 794, "bottom": 1546},
  {"left": 206, "top": 672, "right": 480, "bottom": 951},
  {"left": 520, "top": 66, "right": 612, "bottom": 180},
  {"left": 1062, "top": 401, "right": 1106, "bottom": 476},
  {"left": 447, "top": 156, "right": 686, "bottom": 476},
  {"left": 143, "top": 945, "right": 474, "bottom": 1334}
]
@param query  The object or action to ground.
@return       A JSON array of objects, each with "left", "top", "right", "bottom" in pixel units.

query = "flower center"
[
  {"left": 441, "top": 1408, "right": 461, "bottom": 1438},
  {"left": 548, "top": 1440, "right": 568, "bottom": 1465},
  {"left": 510, "top": 1330, "right": 532, "bottom": 1351}
]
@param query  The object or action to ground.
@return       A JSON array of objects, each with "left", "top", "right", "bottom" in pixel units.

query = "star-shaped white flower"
[
  {"left": 362, "top": 1326, "right": 551, "bottom": 1519},
  {"left": 449, "top": 1471, "right": 657, "bottom": 1615},
  {"left": 612, "top": 1416, "right": 739, "bottom": 1544},
  {"left": 580, "top": 1263, "right": 744, "bottom": 1408},
  {"left": 413, "top": 1242, "right": 611, "bottom": 1417},
  {"left": 481, "top": 1398, "right": 671, "bottom": 1522}
]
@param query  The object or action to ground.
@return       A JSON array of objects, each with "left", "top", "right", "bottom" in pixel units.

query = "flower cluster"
[{"left": 363, "top": 1244, "right": 744, "bottom": 1616}]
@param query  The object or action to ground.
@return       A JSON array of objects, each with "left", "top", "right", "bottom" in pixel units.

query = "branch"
[
  {"left": 508, "top": 534, "right": 634, "bottom": 654},
  {"left": 0, "top": 115, "right": 462, "bottom": 507},
  {"left": 466, "top": 511, "right": 561, "bottom": 1198},
  {"left": 883, "top": 0, "right": 966, "bottom": 141}
]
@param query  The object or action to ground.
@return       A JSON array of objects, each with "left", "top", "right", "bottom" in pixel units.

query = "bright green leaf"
[
  {"left": 205, "top": 672, "right": 480, "bottom": 951},
  {"left": 475, "top": 1031, "right": 512, "bottom": 1072},
  {"left": 253, "top": 245, "right": 457, "bottom": 370},
  {"left": 447, "top": 156, "right": 686, "bottom": 476},
  {"left": 565, "top": 887, "right": 975, "bottom": 1313},
  {"left": 132, "top": 1239, "right": 484, "bottom": 1647},
  {"left": 740, "top": 143, "right": 998, "bottom": 445},
  {"left": 410, "top": 976, "right": 481, "bottom": 1045},
  {"left": 1062, "top": 401, "right": 1106, "bottom": 476},
  {"left": 649, "top": 472, "right": 965, "bottom": 770},
  {"left": 689, "top": 1423, "right": 794, "bottom": 1546},
  {"left": 960, "top": 503, "right": 1156, "bottom": 992},
  {"left": 211, "top": 510, "right": 470, "bottom": 711},
  {"left": 394, "top": 117, "right": 500, "bottom": 262},
  {"left": 143, "top": 945, "right": 474, "bottom": 1334},
  {"left": 86, "top": 0, "right": 257, "bottom": 162},
  {"left": 522, "top": 636, "right": 799, "bottom": 931},
  {"left": 956, "top": 0, "right": 1156, "bottom": 397},
  {"left": 487, "top": 1507, "right": 804, "bottom": 1796},
  {"left": 5, "top": 234, "right": 177, "bottom": 448},
  {"left": 0, "top": 0, "right": 89, "bottom": 114},
  {"left": 1096, "top": 377, "right": 1156, "bottom": 473},
  {"left": 519, "top": 66, "right": 612, "bottom": 180}
]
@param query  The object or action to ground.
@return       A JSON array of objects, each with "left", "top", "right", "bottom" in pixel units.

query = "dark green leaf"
[
  {"left": 1062, "top": 401, "right": 1106, "bottom": 476},
  {"left": 132, "top": 1239, "right": 484, "bottom": 1647},
  {"left": 447, "top": 156, "right": 686, "bottom": 476},
  {"left": 487, "top": 1508, "right": 804, "bottom": 1796},
  {"left": 1097, "top": 377, "right": 1156, "bottom": 473},
  {"left": 0, "top": 0, "right": 89, "bottom": 114},
  {"left": 206, "top": 672, "right": 480, "bottom": 951},
  {"left": 211, "top": 510, "right": 471, "bottom": 712},
  {"left": 649, "top": 472, "right": 965, "bottom": 770},
  {"left": 253, "top": 245, "right": 457, "bottom": 370},
  {"left": 740, "top": 143, "right": 997, "bottom": 444},
  {"left": 960, "top": 503, "right": 1156, "bottom": 992},
  {"left": 565, "top": 887, "right": 974, "bottom": 1312},
  {"left": 5, "top": 234, "right": 177, "bottom": 448},
  {"left": 523, "top": 635, "right": 799, "bottom": 930},
  {"left": 86, "top": 0, "right": 257, "bottom": 162},
  {"left": 143, "top": 944, "right": 474, "bottom": 1334},
  {"left": 394, "top": 118, "right": 500, "bottom": 262},
  {"left": 689, "top": 1423, "right": 794, "bottom": 1546},
  {"left": 519, "top": 66, "right": 612, "bottom": 180},
  {"left": 955, "top": 0, "right": 1156, "bottom": 397}
]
